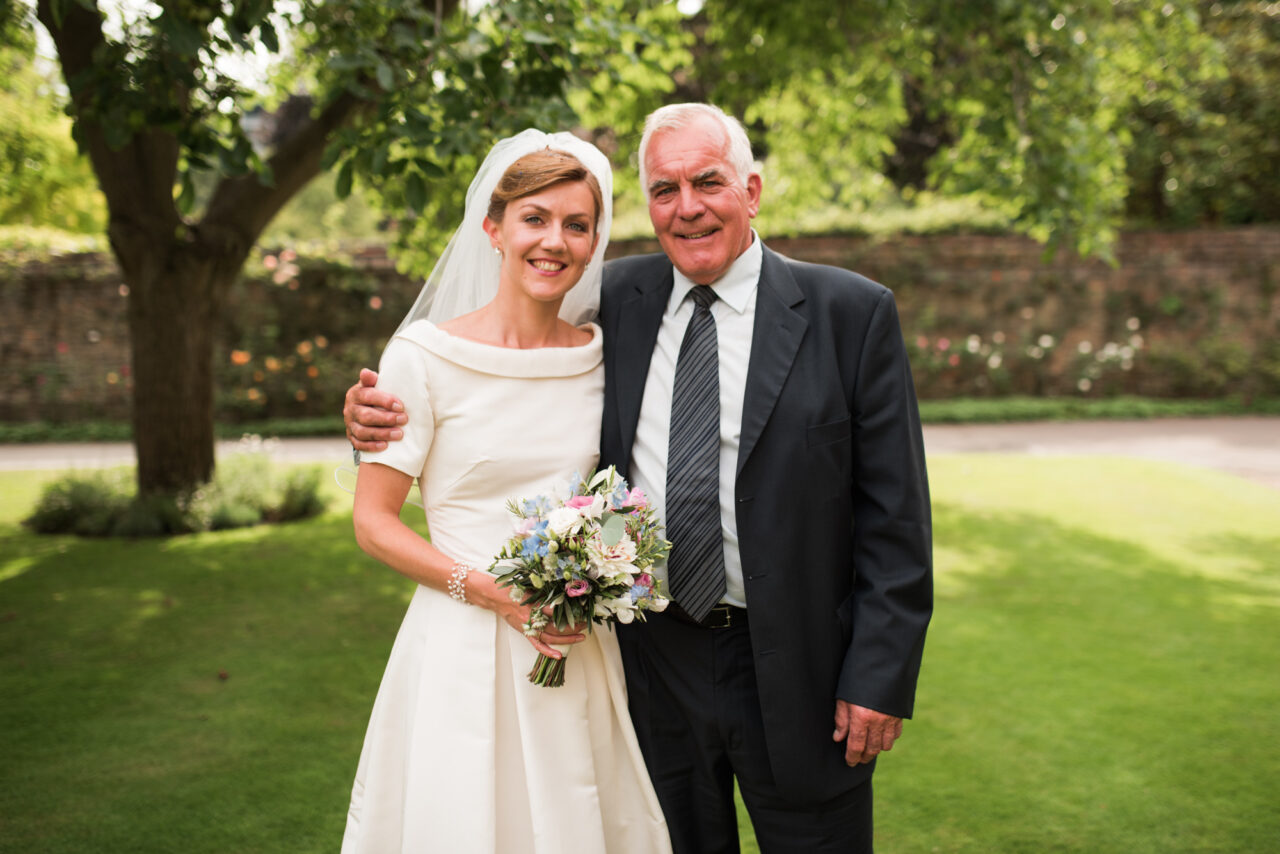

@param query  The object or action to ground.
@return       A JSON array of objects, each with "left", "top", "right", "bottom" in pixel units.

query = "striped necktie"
[{"left": 665, "top": 285, "right": 726, "bottom": 622}]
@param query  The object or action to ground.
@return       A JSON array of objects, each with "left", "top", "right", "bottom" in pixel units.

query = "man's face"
[{"left": 644, "top": 116, "right": 762, "bottom": 286}]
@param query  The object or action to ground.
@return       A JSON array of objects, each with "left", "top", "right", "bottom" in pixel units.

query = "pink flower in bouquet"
[
  {"left": 492, "top": 465, "right": 671, "bottom": 687},
  {"left": 565, "top": 493, "right": 606, "bottom": 522}
]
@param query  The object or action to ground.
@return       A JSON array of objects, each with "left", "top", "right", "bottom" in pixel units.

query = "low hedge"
[{"left": 23, "top": 437, "right": 329, "bottom": 537}]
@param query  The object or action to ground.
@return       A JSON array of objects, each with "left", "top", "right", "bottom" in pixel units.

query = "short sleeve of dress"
[{"left": 359, "top": 335, "right": 436, "bottom": 479}]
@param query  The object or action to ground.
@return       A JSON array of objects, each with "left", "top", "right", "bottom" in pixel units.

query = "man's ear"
[{"left": 746, "top": 173, "right": 763, "bottom": 219}]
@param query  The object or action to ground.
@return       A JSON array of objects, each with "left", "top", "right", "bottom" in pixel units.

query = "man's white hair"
[{"left": 638, "top": 103, "right": 754, "bottom": 192}]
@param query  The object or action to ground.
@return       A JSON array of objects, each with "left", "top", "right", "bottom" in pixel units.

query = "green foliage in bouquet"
[{"left": 491, "top": 467, "right": 670, "bottom": 687}]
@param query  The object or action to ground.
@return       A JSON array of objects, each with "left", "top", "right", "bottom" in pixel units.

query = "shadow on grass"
[
  {"left": 876, "top": 502, "right": 1280, "bottom": 854},
  {"left": 1184, "top": 532, "right": 1280, "bottom": 612},
  {"left": 3, "top": 496, "right": 1278, "bottom": 853},
  {"left": 0, "top": 512, "right": 414, "bottom": 854}
]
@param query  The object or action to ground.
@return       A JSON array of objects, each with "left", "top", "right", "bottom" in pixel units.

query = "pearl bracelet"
[{"left": 447, "top": 561, "right": 472, "bottom": 604}]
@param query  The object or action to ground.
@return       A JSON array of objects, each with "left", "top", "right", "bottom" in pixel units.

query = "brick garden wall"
[{"left": 2, "top": 227, "right": 1277, "bottom": 423}]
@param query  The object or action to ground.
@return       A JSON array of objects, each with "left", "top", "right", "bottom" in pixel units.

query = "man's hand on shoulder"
[
  {"left": 832, "top": 700, "right": 903, "bottom": 766},
  {"left": 344, "top": 368, "right": 407, "bottom": 452}
]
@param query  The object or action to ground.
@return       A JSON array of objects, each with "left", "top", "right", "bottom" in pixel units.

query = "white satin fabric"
[{"left": 342, "top": 321, "right": 670, "bottom": 854}]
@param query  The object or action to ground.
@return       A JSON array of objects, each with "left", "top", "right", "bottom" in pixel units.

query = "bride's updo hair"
[{"left": 486, "top": 148, "right": 604, "bottom": 230}]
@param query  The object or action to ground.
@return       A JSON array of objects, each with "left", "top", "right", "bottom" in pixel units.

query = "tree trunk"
[
  {"left": 36, "top": 0, "right": 394, "bottom": 498},
  {"left": 884, "top": 75, "right": 952, "bottom": 194},
  {"left": 117, "top": 233, "right": 234, "bottom": 495}
]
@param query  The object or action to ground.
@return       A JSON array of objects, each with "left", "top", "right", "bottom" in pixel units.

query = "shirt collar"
[{"left": 669, "top": 230, "right": 762, "bottom": 315}]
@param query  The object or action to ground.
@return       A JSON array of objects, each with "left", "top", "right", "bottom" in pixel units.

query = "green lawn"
[{"left": 1, "top": 458, "right": 1277, "bottom": 853}]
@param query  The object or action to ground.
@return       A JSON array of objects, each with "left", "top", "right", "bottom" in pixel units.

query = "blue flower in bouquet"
[
  {"left": 607, "top": 480, "right": 630, "bottom": 509},
  {"left": 519, "top": 520, "right": 550, "bottom": 559},
  {"left": 491, "top": 466, "right": 671, "bottom": 687},
  {"left": 520, "top": 496, "right": 552, "bottom": 517}
]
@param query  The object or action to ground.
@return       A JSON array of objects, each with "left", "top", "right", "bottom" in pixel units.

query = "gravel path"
[
  {"left": 922, "top": 416, "right": 1280, "bottom": 491},
  {"left": 0, "top": 436, "right": 352, "bottom": 472},
  {"left": 1, "top": 417, "right": 1276, "bottom": 491}
]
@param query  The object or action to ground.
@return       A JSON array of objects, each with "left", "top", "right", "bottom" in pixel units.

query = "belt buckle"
[{"left": 705, "top": 604, "right": 736, "bottom": 629}]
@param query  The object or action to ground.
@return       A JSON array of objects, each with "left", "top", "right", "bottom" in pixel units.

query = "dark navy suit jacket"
[{"left": 599, "top": 244, "right": 933, "bottom": 801}]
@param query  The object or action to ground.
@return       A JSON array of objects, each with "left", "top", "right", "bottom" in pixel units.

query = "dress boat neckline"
[
  {"left": 431, "top": 320, "right": 598, "bottom": 352},
  {"left": 393, "top": 319, "right": 602, "bottom": 379}
]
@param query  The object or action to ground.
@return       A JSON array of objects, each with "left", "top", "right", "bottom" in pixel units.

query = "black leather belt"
[{"left": 700, "top": 604, "right": 748, "bottom": 629}]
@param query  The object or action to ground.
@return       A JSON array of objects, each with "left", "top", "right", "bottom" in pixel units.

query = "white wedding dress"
[{"left": 342, "top": 320, "right": 670, "bottom": 854}]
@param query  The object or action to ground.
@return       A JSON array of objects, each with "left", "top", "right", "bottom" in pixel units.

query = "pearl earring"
[{"left": 493, "top": 246, "right": 502, "bottom": 256}]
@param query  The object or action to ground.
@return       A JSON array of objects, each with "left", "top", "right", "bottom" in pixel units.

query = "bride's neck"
[{"left": 444, "top": 296, "right": 572, "bottom": 349}]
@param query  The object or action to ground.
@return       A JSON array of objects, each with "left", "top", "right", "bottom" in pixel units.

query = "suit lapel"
[
  {"left": 613, "top": 267, "right": 673, "bottom": 463},
  {"left": 738, "top": 247, "right": 807, "bottom": 477}
]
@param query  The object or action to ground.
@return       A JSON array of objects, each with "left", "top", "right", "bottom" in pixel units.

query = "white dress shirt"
[{"left": 628, "top": 233, "right": 762, "bottom": 609}]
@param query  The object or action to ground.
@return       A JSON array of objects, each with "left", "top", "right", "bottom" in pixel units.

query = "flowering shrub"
[
  {"left": 213, "top": 249, "right": 420, "bottom": 420},
  {"left": 910, "top": 316, "right": 1184, "bottom": 399},
  {"left": 6, "top": 230, "right": 1279, "bottom": 424}
]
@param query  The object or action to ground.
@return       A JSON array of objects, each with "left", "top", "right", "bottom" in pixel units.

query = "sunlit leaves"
[
  {"left": 39, "top": 0, "right": 290, "bottom": 218},
  {"left": 314, "top": 0, "right": 675, "bottom": 276},
  {"left": 258, "top": 18, "right": 279, "bottom": 52},
  {"left": 32, "top": 0, "right": 671, "bottom": 250},
  {"left": 0, "top": 41, "right": 106, "bottom": 232},
  {"left": 665, "top": 0, "right": 1238, "bottom": 257},
  {"left": 176, "top": 168, "right": 197, "bottom": 215},
  {"left": 745, "top": 64, "right": 905, "bottom": 236},
  {"left": 1122, "top": 0, "right": 1280, "bottom": 225}
]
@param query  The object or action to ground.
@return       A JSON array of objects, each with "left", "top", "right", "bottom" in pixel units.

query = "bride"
[{"left": 342, "top": 130, "right": 671, "bottom": 853}]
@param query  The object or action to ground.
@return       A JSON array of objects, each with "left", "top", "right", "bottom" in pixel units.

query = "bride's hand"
[
  {"left": 468, "top": 572, "right": 586, "bottom": 658},
  {"left": 521, "top": 607, "right": 589, "bottom": 659}
]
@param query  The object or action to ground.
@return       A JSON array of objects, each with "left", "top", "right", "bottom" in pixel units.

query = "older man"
[{"left": 345, "top": 103, "right": 932, "bottom": 853}]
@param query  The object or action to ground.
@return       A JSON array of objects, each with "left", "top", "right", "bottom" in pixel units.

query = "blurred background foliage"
[
  {"left": 0, "top": 17, "right": 105, "bottom": 235},
  {"left": 2, "top": 0, "right": 1277, "bottom": 267},
  {"left": 1122, "top": 1, "right": 1280, "bottom": 226}
]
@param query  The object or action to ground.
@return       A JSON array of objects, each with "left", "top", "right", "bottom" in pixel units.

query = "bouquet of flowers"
[{"left": 491, "top": 466, "right": 670, "bottom": 687}]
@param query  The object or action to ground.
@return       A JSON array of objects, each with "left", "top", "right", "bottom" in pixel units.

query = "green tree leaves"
[
  {"left": 620, "top": 0, "right": 1259, "bottom": 258},
  {"left": 0, "top": 37, "right": 105, "bottom": 232}
]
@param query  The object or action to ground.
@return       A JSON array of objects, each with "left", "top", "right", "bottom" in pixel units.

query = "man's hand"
[
  {"left": 344, "top": 368, "right": 407, "bottom": 452},
  {"left": 833, "top": 700, "right": 903, "bottom": 766}
]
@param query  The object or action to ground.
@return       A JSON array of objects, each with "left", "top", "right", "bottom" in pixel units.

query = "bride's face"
[{"left": 484, "top": 180, "right": 599, "bottom": 309}]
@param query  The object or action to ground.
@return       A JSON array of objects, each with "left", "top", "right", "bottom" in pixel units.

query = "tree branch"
[
  {"left": 200, "top": 0, "right": 464, "bottom": 254},
  {"left": 35, "top": 0, "right": 181, "bottom": 232},
  {"left": 200, "top": 88, "right": 370, "bottom": 256}
]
